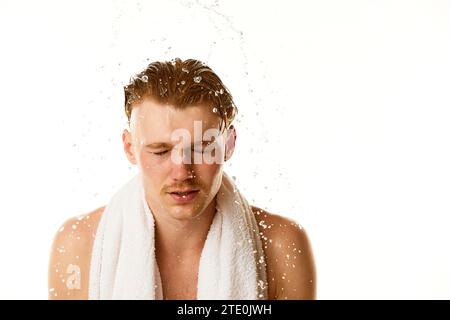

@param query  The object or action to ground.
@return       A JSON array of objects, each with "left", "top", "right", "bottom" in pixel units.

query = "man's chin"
[{"left": 167, "top": 207, "right": 202, "bottom": 221}]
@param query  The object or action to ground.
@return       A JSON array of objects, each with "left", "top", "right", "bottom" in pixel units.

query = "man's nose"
[{"left": 170, "top": 147, "right": 195, "bottom": 181}]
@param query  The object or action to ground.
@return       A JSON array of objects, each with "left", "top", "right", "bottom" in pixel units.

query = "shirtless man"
[{"left": 48, "top": 58, "right": 316, "bottom": 300}]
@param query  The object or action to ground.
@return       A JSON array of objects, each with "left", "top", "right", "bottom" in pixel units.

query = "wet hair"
[{"left": 124, "top": 58, "right": 238, "bottom": 133}]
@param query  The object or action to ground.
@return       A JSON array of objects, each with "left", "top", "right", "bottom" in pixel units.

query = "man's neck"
[{"left": 153, "top": 197, "right": 217, "bottom": 260}]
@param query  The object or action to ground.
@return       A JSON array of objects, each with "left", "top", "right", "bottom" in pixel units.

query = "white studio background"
[{"left": 0, "top": 0, "right": 449, "bottom": 299}]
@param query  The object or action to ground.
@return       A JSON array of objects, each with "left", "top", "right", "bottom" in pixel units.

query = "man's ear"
[
  {"left": 122, "top": 129, "right": 137, "bottom": 165},
  {"left": 224, "top": 125, "right": 237, "bottom": 162}
]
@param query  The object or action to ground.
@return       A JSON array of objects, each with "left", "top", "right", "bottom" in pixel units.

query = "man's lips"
[
  {"left": 168, "top": 190, "right": 200, "bottom": 203},
  {"left": 168, "top": 189, "right": 199, "bottom": 195}
]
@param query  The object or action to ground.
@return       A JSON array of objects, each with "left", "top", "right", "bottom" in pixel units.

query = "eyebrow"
[
  {"left": 144, "top": 142, "right": 172, "bottom": 149},
  {"left": 144, "top": 141, "right": 213, "bottom": 149}
]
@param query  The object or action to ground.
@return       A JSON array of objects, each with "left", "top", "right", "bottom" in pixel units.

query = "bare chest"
[{"left": 157, "top": 258, "right": 200, "bottom": 300}]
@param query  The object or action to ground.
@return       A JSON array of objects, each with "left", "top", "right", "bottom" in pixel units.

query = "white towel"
[{"left": 88, "top": 172, "right": 268, "bottom": 300}]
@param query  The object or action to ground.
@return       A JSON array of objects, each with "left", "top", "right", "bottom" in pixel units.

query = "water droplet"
[
  {"left": 141, "top": 75, "right": 148, "bottom": 82},
  {"left": 72, "top": 224, "right": 77, "bottom": 230},
  {"left": 193, "top": 76, "right": 202, "bottom": 83},
  {"left": 212, "top": 107, "right": 218, "bottom": 113},
  {"left": 182, "top": 67, "right": 189, "bottom": 73},
  {"left": 258, "top": 280, "right": 266, "bottom": 289},
  {"left": 219, "top": 88, "right": 224, "bottom": 94},
  {"left": 180, "top": 80, "right": 186, "bottom": 85}
]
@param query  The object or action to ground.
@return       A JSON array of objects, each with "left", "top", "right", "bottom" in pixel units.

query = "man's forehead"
[
  {"left": 130, "top": 105, "right": 222, "bottom": 144},
  {"left": 131, "top": 100, "right": 220, "bottom": 128}
]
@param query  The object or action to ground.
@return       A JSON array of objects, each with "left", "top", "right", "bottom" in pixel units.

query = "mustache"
[{"left": 163, "top": 181, "right": 202, "bottom": 193}]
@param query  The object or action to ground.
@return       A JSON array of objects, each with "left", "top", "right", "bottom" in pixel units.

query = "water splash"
[
  {"left": 193, "top": 76, "right": 202, "bottom": 83},
  {"left": 257, "top": 279, "right": 266, "bottom": 290},
  {"left": 258, "top": 220, "right": 268, "bottom": 229},
  {"left": 66, "top": 264, "right": 81, "bottom": 290}
]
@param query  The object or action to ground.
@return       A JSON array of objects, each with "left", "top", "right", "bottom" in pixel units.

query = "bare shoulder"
[
  {"left": 48, "top": 206, "right": 105, "bottom": 299},
  {"left": 251, "top": 206, "right": 317, "bottom": 300}
]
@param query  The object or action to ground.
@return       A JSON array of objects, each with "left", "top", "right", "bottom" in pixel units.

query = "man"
[{"left": 48, "top": 58, "right": 316, "bottom": 300}]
